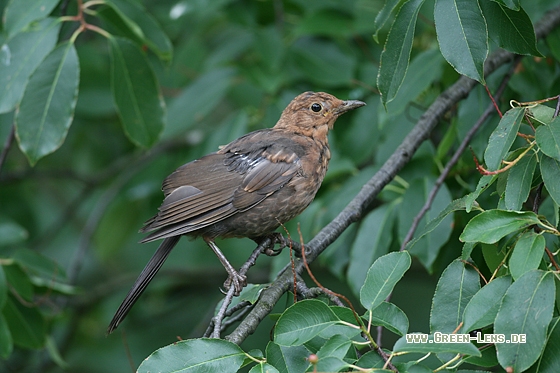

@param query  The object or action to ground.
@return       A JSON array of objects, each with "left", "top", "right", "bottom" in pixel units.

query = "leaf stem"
[
  {"left": 476, "top": 141, "right": 536, "bottom": 175},
  {"left": 433, "top": 353, "right": 462, "bottom": 372},
  {"left": 83, "top": 0, "right": 106, "bottom": 8}
]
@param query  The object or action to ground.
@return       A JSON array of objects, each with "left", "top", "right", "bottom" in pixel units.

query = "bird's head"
[{"left": 274, "top": 92, "right": 366, "bottom": 136}]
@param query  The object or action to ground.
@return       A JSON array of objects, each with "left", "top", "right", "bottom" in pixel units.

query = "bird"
[{"left": 107, "top": 91, "right": 365, "bottom": 334}]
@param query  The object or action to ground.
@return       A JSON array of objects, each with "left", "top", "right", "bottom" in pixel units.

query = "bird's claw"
[
  {"left": 263, "top": 233, "right": 286, "bottom": 256},
  {"left": 222, "top": 272, "right": 247, "bottom": 295}
]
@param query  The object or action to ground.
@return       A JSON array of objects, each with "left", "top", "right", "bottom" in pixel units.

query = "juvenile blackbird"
[{"left": 107, "top": 91, "right": 365, "bottom": 333}]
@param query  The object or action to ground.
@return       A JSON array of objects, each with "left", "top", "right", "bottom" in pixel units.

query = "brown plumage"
[{"left": 107, "top": 91, "right": 365, "bottom": 333}]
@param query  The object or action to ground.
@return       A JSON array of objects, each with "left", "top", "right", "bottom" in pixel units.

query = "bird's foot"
[
  {"left": 222, "top": 271, "right": 247, "bottom": 296},
  {"left": 263, "top": 233, "right": 287, "bottom": 256}
]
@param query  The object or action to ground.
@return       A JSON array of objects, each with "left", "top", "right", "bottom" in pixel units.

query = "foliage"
[{"left": 1, "top": 0, "right": 560, "bottom": 372}]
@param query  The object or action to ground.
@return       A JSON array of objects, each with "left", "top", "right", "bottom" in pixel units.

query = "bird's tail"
[{"left": 107, "top": 236, "right": 180, "bottom": 334}]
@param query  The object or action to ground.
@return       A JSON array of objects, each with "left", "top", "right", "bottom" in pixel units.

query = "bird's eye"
[{"left": 311, "top": 103, "right": 322, "bottom": 112}]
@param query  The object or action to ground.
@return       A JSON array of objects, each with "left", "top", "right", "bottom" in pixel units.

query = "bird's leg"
[{"left": 204, "top": 237, "right": 247, "bottom": 295}]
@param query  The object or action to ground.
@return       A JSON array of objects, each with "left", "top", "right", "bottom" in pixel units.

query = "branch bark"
[{"left": 225, "top": 5, "right": 560, "bottom": 345}]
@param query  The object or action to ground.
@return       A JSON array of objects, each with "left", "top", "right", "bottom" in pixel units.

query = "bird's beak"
[{"left": 334, "top": 100, "right": 366, "bottom": 115}]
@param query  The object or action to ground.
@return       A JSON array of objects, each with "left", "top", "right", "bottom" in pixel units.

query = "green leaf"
[
  {"left": 399, "top": 364, "right": 432, "bottom": 373},
  {"left": 461, "top": 276, "right": 512, "bottom": 333},
  {"left": 460, "top": 210, "right": 541, "bottom": 244},
  {"left": 355, "top": 350, "right": 385, "bottom": 369},
  {"left": 480, "top": 1, "right": 541, "bottom": 56},
  {"left": 430, "top": 259, "right": 480, "bottom": 333},
  {"left": 368, "top": 301, "right": 409, "bottom": 336},
  {"left": 0, "top": 314, "right": 12, "bottom": 358},
  {"left": 509, "top": 232, "right": 545, "bottom": 280},
  {"left": 492, "top": 0, "right": 520, "bottom": 10},
  {"left": 483, "top": 107, "right": 524, "bottom": 171},
  {"left": 434, "top": 0, "right": 488, "bottom": 83},
  {"left": 0, "top": 17, "right": 60, "bottom": 114},
  {"left": 315, "top": 356, "right": 349, "bottom": 373},
  {"left": 394, "top": 334, "right": 481, "bottom": 356},
  {"left": 103, "top": 0, "right": 173, "bottom": 60},
  {"left": 373, "top": 0, "right": 402, "bottom": 42},
  {"left": 137, "top": 338, "right": 245, "bottom": 373},
  {"left": 504, "top": 150, "right": 537, "bottom": 210},
  {"left": 527, "top": 103, "right": 555, "bottom": 126},
  {"left": 385, "top": 48, "right": 445, "bottom": 116},
  {"left": 482, "top": 243, "right": 507, "bottom": 275},
  {"left": 377, "top": 0, "right": 426, "bottom": 106},
  {"left": 274, "top": 300, "right": 341, "bottom": 346},
  {"left": 164, "top": 68, "right": 235, "bottom": 139},
  {"left": 540, "top": 155, "right": 560, "bottom": 206},
  {"left": 239, "top": 283, "right": 268, "bottom": 305},
  {"left": 536, "top": 116, "right": 560, "bottom": 161},
  {"left": 465, "top": 175, "right": 496, "bottom": 213},
  {"left": 0, "top": 220, "right": 28, "bottom": 246},
  {"left": 3, "top": 296, "right": 46, "bottom": 349},
  {"left": 437, "top": 121, "right": 458, "bottom": 161},
  {"left": 45, "top": 335, "right": 69, "bottom": 369},
  {"left": 531, "top": 317, "right": 560, "bottom": 373},
  {"left": 320, "top": 307, "right": 362, "bottom": 340},
  {"left": 213, "top": 283, "right": 267, "bottom": 316},
  {"left": 348, "top": 201, "right": 397, "bottom": 295},
  {"left": 317, "top": 334, "right": 352, "bottom": 360},
  {"left": 15, "top": 41, "right": 79, "bottom": 165},
  {"left": 3, "top": 264, "right": 33, "bottom": 301},
  {"left": 461, "top": 242, "right": 476, "bottom": 261},
  {"left": 248, "top": 363, "right": 279, "bottom": 373},
  {"left": 463, "top": 345, "right": 499, "bottom": 368},
  {"left": 109, "top": 37, "right": 165, "bottom": 148},
  {"left": 265, "top": 342, "right": 310, "bottom": 373},
  {"left": 495, "top": 270, "right": 555, "bottom": 372},
  {"left": 12, "top": 248, "right": 67, "bottom": 280},
  {"left": 360, "top": 251, "right": 411, "bottom": 311},
  {"left": 2, "top": 0, "right": 59, "bottom": 37}
]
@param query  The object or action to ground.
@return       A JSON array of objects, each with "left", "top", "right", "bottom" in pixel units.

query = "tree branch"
[{"left": 225, "top": 6, "right": 560, "bottom": 345}]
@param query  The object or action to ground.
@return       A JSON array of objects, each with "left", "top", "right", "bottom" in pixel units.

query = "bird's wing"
[{"left": 140, "top": 130, "right": 305, "bottom": 241}]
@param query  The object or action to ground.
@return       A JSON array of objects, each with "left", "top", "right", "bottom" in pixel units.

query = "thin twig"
[
  {"left": 218, "top": 303, "right": 254, "bottom": 331},
  {"left": 204, "top": 300, "right": 254, "bottom": 337},
  {"left": 484, "top": 84, "right": 503, "bottom": 118},
  {"left": 210, "top": 236, "right": 275, "bottom": 338},
  {"left": 120, "top": 329, "right": 135, "bottom": 373},
  {"left": 294, "top": 279, "right": 345, "bottom": 306},
  {"left": 400, "top": 56, "right": 519, "bottom": 250},
  {"left": 545, "top": 248, "right": 560, "bottom": 271},
  {"left": 212, "top": 286, "right": 236, "bottom": 338}
]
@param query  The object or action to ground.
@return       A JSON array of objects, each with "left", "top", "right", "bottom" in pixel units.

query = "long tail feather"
[{"left": 107, "top": 236, "right": 180, "bottom": 334}]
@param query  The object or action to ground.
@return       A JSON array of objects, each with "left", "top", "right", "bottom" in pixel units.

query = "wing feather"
[{"left": 141, "top": 130, "right": 306, "bottom": 241}]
